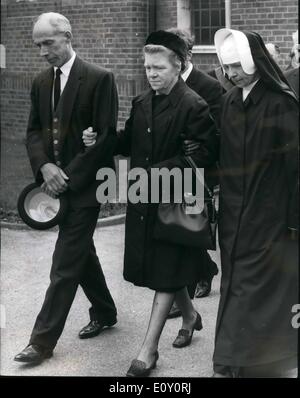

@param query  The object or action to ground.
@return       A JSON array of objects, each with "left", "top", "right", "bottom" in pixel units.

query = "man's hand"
[
  {"left": 183, "top": 139, "right": 200, "bottom": 156},
  {"left": 82, "top": 127, "right": 97, "bottom": 147},
  {"left": 40, "top": 163, "right": 69, "bottom": 198}
]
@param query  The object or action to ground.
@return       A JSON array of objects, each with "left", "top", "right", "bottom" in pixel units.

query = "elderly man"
[
  {"left": 211, "top": 29, "right": 298, "bottom": 378},
  {"left": 14, "top": 12, "right": 118, "bottom": 364}
]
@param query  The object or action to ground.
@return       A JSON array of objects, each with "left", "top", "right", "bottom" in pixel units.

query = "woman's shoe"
[
  {"left": 172, "top": 312, "right": 203, "bottom": 348},
  {"left": 126, "top": 351, "right": 159, "bottom": 377}
]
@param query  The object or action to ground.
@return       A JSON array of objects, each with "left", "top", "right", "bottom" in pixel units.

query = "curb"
[{"left": 0, "top": 213, "right": 126, "bottom": 231}]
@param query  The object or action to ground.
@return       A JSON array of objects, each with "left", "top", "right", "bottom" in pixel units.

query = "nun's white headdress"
[{"left": 214, "top": 28, "right": 256, "bottom": 75}]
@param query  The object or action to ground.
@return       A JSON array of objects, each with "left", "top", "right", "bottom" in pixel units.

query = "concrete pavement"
[{"left": 0, "top": 223, "right": 221, "bottom": 377}]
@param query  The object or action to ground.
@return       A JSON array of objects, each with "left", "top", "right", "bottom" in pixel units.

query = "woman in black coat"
[{"left": 84, "top": 31, "right": 218, "bottom": 376}]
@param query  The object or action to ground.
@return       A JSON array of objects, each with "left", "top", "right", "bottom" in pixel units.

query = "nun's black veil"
[{"left": 245, "top": 31, "right": 298, "bottom": 102}]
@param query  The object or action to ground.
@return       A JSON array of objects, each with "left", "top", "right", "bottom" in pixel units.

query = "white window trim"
[{"left": 190, "top": 0, "right": 231, "bottom": 54}]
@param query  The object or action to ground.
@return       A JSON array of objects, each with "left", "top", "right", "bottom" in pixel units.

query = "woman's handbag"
[{"left": 153, "top": 156, "right": 217, "bottom": 250}]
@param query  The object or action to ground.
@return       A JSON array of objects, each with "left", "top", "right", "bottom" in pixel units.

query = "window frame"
[{"left": 191, "top": 0, "right": 231, "bottom": 54}]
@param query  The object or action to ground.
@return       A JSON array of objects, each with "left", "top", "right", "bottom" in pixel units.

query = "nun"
[{"left": 212, "top": 29, "right": 299, "bottom": 377}]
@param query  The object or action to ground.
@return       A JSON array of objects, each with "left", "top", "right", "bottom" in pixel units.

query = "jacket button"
[
  {"left": 146, "top": 157, "right": 149, "bottom": 161},
  {"left": 53, "top": 118, "right": 58, "bottom": 123},
  {"left": 54, "top": 150, "right": 59, "bottom": 156},
  {"left": 53, "top": 140, "right": 58, "bottom": 145},
  {"left": 140, "top": 216, "right": 144, "bottom": 221},
  {"left": 147, "top": 128, "right": 151, "bottom": 133},
  {"left": 53, "top": 128, "right": 58, "bottom": 134},
  {"left": 56, "top": 161, "right": 61, "bottom": 166}
]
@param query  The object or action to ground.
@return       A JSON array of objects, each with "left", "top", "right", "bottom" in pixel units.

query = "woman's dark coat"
[
  {"left": 213, "top": 79, "right": 299, "bottom": 367},
  {"left": 116, "top": 78, "right": 218, "bottom": 290}
]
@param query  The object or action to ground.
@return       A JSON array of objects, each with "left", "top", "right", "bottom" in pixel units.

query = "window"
[
  {"left": 192, "top": 0, "right": 225, "bottom": 45},
  {"left": 188, "top": 0, "right": 230, "bottom": 53}
]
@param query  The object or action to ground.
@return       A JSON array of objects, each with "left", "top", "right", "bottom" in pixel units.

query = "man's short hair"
[
  {"left": 33, "top": 12, "right": 72, "bottom": 35},
  {"left": 167, "top": 28, "right": 195, "bottom": 51}
]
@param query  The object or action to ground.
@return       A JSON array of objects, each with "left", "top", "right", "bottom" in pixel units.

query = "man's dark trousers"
[{"left": 29, "top": 205, "right": 117, "bottom": 349}]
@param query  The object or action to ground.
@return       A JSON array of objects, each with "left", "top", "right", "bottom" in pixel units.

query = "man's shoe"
[
  {"left": 167, "top": 304, "right": 182, "bottom": 319},
  {"left": 212, "top": 372, "right": 233, "bottom": 378},
  {"left": 172, "top": 312, "right": 203, "bottom": 348},
  {"left": 195, "top": 280, "right": 211, "bottom": 298},
  {"left": 78, "top": 318, "right": 117, "bottom": 339},
  {"left": 14, "top": 344, "right": 53, "bottom": 364},
  {"left": 195, "top": 264, "right": 218, "bottom": 298}
]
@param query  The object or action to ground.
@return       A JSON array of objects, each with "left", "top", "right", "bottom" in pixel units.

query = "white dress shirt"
[
  {"left": 53, "top": 50, "right": 76, "bottom": 108},
  {"left": 181, "top": 62, "right": 193, "bottom": 82}
]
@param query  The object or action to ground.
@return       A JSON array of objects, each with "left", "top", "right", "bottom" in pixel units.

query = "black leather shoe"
[
  {"left": 212, "top": 372, "right": 233, "bottom": 378},
  {"left": 195, "top": 280, "right": 211, "bottom": 298},
  {"left": 78, "top": 317, "right": 117, "bottom": 339},
  {"left": 195, "top": 264, "right": 219, "bottom": 298},
  {"left": 126, "top": 351, "right": 159, "bottom": 377},
  {"left": 172, "top": 312, "right": 203, "bottom": 348},
  {"left": 14, "top": 344, "right": 53, "bottom": 364},
  {"left": 167, "top": 304, "right": 182, "bottom": 319}
]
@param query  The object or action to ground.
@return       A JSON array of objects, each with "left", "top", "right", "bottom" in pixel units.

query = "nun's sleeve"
[{"left": 276, "top": 96, "right": 299, "bottom": 231}]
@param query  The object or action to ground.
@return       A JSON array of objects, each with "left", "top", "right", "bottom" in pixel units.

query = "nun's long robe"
[{"left": 213, "top": 79, "right": 298, "bottom": 367}]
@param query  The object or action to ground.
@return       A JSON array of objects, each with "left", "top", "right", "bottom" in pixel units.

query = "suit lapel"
[
  {"left": 40, "top": 68, "right": 54, "bottom": 128},
  {"left": 186, "top": 68, "right": 197, "bottom": 88},
  {"left": 55, "top": 56, "right": 84, "bottom": 148}
]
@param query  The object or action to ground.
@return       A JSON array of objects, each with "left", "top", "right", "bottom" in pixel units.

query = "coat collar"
[
  {"left": 230, "top": 79, "right": 267, "bottom": 107},
  {"left": 137, "top": 77, "right": 187, "bottom": 107},
  {"left": 136, "top": 77, "right": 187, "bottom": 128}
]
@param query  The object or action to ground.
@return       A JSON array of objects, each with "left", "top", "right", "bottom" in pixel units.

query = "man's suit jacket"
[
  {"left": 284, "top": 66, "right": 299, "bottom": 98},
  {"left": 186, "top": 66, "right": 223, "bottom": 126},
  {"left": 26, "top": 56, "right": 118, "bottom": 207}
]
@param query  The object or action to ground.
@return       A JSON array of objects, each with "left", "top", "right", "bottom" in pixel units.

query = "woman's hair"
[{"left": 143, "top": 44, "right": 185, "bottom": 72}]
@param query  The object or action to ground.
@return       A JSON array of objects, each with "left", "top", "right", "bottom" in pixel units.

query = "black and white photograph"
[{"left": 0, "top": 0, "right": 299, "bottom": 385}]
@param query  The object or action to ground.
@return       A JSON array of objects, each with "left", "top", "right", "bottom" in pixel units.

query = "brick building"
[{"left": 1, "top": 0, "right": 298, "bottom": 211}]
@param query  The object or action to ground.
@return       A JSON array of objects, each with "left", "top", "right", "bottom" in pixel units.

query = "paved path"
[{"left": 0, "top": 224, "right": 221, "bottom": 377}]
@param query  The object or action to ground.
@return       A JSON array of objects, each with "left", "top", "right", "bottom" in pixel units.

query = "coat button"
[
  {"left": 140, "top": 216, "right": 144, "bottom": 221},
  {"left": 53, "top": 128, "right": 58, "bottom": 134},
  {"left": 54, "top": 150, "right": 59, "bottom": 156},
  {"left": 53, "top": 139, "right": 58, "bottom": 145},
  {"left": 56, "top": 161, "right": 61, "bottom": 166},
  {"left": 147, "top": 127, "right": 151, "bottom": 133},
  {"left": 146, "top": 157, "right": 149, "bottom": 161},
  {"left": 53, "top": 118, "right": 58, "bottom": 123}
]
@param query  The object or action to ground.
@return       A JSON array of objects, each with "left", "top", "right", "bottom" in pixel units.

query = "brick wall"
[
  {"left": 154, "top": 0, "right": 298, "bottom": 71},
  {"left": 1, "top": 0, "right": 298, "bottom": 211},
  {"left": 230, "top": 0, "right": 298, "bottom": 70},
  {"left": 156, "top": 0, "right": 178, "bottom": 30},
  {"left": 1, "top": 0, "right": 149, "bottom": 211}
]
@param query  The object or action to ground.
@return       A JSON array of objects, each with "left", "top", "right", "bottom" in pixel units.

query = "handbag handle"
[{"left": 184, "top": 156, "right": 214, "bottom": 199}]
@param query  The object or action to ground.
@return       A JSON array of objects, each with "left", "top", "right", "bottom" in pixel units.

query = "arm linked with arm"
[
  {"left": 64, "top": 71, "right": 118, "bottom": 192},
  {"left": 152, "top": 97, "right": 219, "bottom": 171}
]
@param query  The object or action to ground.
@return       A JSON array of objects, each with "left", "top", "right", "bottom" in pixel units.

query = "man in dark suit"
[
  {"left": 284, "top": 67, "right": 299, "bottom": 98},
  {"left": 166, "top": 29, "right": 221, "bottom": 317},
  {"left": 14, "top": 12, "right": 118, "bottom": 364}
]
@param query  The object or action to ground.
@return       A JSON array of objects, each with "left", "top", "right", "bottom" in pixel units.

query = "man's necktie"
[{"left": 54, "top": 68, "right": 62, "bottom": 111}]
